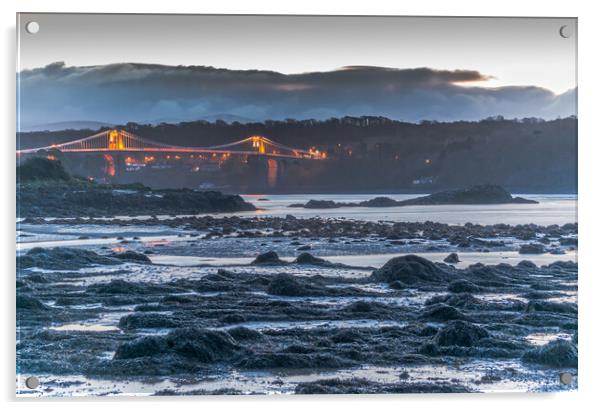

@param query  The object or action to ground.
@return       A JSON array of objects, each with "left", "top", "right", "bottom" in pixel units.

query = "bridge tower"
[
  {"left": 108, "top": 130, "right": 124, "bottom": 150},
  {"left": 251, "top": 136, "right": 265, "bottom": 154}
]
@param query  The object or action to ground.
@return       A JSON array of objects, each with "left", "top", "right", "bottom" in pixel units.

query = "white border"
[{"left": 2, "top": 1, "right": 601, "bottom": 409}]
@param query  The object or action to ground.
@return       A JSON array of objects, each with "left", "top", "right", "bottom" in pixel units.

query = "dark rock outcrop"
[
  {"left": 400, "top": 185, "right": 538, "bottom": 206},
  {"left": 17, "top": 165, "right": 256, "bottom": 218},
  {"left": 16, "top": 295, "right": 50, "bottom": 311},
  {"left": 421, "top": 304, "right": 466, "bottom": 322},
  {"left": 17, "top": 247, "right": 120, "bottom": 270},
  {"left": 266, "top": 273, "right": 317, "bottom": 296},
  {"left": 112, "top": 251, "right": 152, "bottom": 263},
  {"left": 522, "top": 340, "right": 577, "bottom": 368},
  {"left": 448, "top": 279, "right": 481, "bottom": 293},
  {"left": 519, "top": 243, "right": 546, "bottom": 254},
  {"left": 358, "top": 197, "right": 400, "bottom": 207},
  {"left": 251, "top": 251, "right": 286, "bottom": 265},
  {"left": 370, "top": 255, "right": 451, "bottom": 285},
  {"left": 294, "top": 378, "right": 471, "bottom": 394},
  {"left": 294, "top": 252, "right": 332, "bottom": 266},
  {"left": 113, "top": 328, "right": 241, "bottom": 363},
  {"left": 288, "top": 185, "right": 537, "bottom": 210},
  {"left": 444, "top": 253, "right": 460, "bottom": 264},
  {"left": 301, "top": 200, "right": 342, "bottom": 209},
  {"left": 433, "top": 320, "right": 490, "bottom": 347},
  {"left": 236, "top": 353, "right": 351, "bottom": 370}
]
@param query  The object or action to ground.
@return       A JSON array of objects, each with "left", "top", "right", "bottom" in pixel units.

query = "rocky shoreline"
[
  {"left": 17, "top": 183, "right": 255, "bottom": 218},
  {"left": 17, "top": 158, "right": 256, "bottom": 218},
  {"left": 20, "top": 215, "right": 578, "bottom": 257},
  {"left": 17, "top": 247, "right": 577, "bottom": 395}
]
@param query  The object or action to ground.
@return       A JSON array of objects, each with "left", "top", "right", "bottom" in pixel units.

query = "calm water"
[
  {"left": 237, "top": 194, "right": 577, "bottom": 225},
  {"left": 20, "top": 194, "right": 575, "bottom": 226}
]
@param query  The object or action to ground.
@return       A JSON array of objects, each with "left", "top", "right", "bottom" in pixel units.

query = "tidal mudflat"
[{"left": 16, "top": 209, "right": 577, "bottom": 396}]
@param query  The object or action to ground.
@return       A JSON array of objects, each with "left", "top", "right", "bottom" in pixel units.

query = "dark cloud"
[{"left": 17, "top": 62, "right": 575, "bottom": 128}]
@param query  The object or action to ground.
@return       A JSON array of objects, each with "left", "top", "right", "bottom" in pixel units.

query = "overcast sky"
[
  {"left": 18, "top": 14, "right": 576, "bottom": 93},
  {"left": 17, "top": 14, "right": 577, "bottom": 128}
]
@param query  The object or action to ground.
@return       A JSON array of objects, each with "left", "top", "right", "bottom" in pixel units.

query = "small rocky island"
[
  {"left": 17, "top": 158, "right": 256, "bottom": 217},
  {"left": 290, "top": 185, "right": 538, "bottom": 209}
]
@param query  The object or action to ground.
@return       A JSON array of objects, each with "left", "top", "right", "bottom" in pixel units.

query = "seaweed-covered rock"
[
  {"left": 294, "top": 378, "right": 471, "bottom": 394},
  {"left": 17, "top": 247, "right": 119, "bottom": 270},
  {"left": 266, "top": 273, "right": 317, "bottom": 296},
  {"left": 112, "top": 251, "right": 151, "bottom": 263},
  {"left": 22, "top": 274, "right": 49, "bottom": 284},
  {"left": 370, "top": 255, "right": 450, "bottom": 285},
  {"left": 519, "top": 243, "right": 546, "bottom": 254},
  {"left": 18, "top": 181, "right": 256, "bottom": 218},
  {"left": 425, "top": 293, "right": 482, "bottom": 309},
  {"left": 444, "top": 253, "right": 460, "bottom": 264},
  {"left": 522, "top": 340, "right": 577, "bottom": 368},
  {"left": 433, "top": 320, "right": 489, "bottom": 347},
  {"left": 388, "top": 280, "right": 406, "bottom": 290},
  {"left": 227, "top": 327, "right": 264, "bottom": 341},
  {"left": 448, "top": 279, "right": 480, "bottom": 293},
  {"left": 330, "top": 328, "right": 366, "bottom": 343},
  {"left": 421, "top": 304, "right": 465, "bottom": 322},
  {"left": 517, "top": 260, "right": 538, "bottom": 269},
  {"left": 294, "top": 252, "right": 331, "bottom": 266},
  {"left": 118, "top": 313, "right": 181, "bottom": 329},
  {"left": 236, "top": 353, "right": 351, "bottom": 369},
  {"left": 114, "top": 328, "right": 241, "bottom": 362},
  {"left": 87, "top": 279, "right": 173, "bottom": 295},
  {"left": 251, "top": 251, "right": 285, "bottom": 265},
  {"left": 113, "top": 336, "right": 168, "bottom": 359},
  {"left": 525, "top": 300, "right": 577, "bottom": 314},
  {"left": 16, "top": 295, "right": 50, "bottom": 310}
]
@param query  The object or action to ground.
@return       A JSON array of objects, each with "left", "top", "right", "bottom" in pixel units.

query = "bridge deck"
[{"left": 16, "top": 130, "right": 326, "bottom": 160}]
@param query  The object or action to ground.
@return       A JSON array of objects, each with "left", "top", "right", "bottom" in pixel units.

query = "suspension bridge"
[{"left": 16, "top": 129, "right": 327, "bottom": 160}]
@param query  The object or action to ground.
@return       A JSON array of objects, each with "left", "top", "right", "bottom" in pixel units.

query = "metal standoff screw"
[
  {"left": 25, "top": 376, "right": 39, "bottom": 389},
  {"left": 559, "top": 372, "right": 573, "bottom": 385},
  {"left": 25, "top": 21, "right": 40, "bottom": 34}
]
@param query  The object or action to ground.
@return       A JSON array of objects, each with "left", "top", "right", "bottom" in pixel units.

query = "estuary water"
[{"left": 238, "top": 194, "right": 577, "bottom": 225}]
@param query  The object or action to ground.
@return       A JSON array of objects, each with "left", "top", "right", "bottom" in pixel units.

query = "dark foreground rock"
[
  {"left": 112, "top": 251, "right": 152, "bottom": 263},
  {"left": 294, "top": 378, "right": 471, "bottom": 394},
  {"left": 16, "top": 249, "right": 578, "bottom": 394},
  {"left": 17, "top": 247, "right": 154, "bottom": 271},
  {"left": 433, "top": 321, "right": 490, "bottom": 347},
  {"left": 113, "top": 328, "right": 242, "bottom": 362},
  {"left": 522, "top": 340, "right": 578, "bottom": 368},
  {"left": 519, "top": 243, "right": 546, "bottom": 254},
  {"left": 448, "top": 279, "right": 481, "bottom": 293},
  {"left": 370, "top": 255, "right": 452, "bottom": 285},
  {"left": 17, "top": 247, "right": 121, "bottom": 270},
  {"left": 16, "top": 295, "right": 50, "bottom": 311},
  {"left": 251, "top": 251, "right": 286, "bottom": 265},
  {"left": 444, "top": 253, "right": 460, "bottom": 264}
]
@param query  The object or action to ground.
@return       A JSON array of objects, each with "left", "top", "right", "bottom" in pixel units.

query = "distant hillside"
[
  {"left": 16, "top": 116, "right": 578, "bottom": 193},
  {"left": 21, "top": 120, "right": 115, "bottom": 132}
]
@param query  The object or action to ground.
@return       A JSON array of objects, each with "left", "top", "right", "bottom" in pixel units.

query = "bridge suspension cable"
[{"left": 16, "top": 129, "right": 326, "bottom": 160}]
